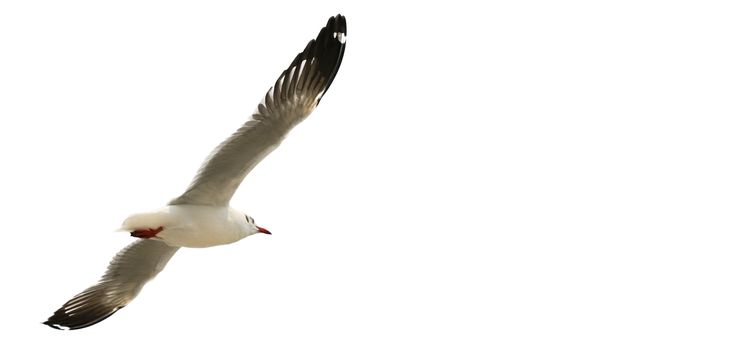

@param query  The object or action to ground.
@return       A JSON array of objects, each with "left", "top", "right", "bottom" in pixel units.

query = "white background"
[{"left": 0, "top": 0, "right": 744, "bottom": 349}]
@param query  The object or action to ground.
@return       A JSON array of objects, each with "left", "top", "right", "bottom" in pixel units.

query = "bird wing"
[
  {"left": 44, "top": 240, "right": 179, "bottom": 330},
  {"left": 170, "top": 14, "right": 346, "bottom": 206}
]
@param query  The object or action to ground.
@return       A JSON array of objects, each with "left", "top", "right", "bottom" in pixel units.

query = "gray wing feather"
[
  {"left": 44, "top": 240, "right": 179, "bottom": 330},
  {"left": 170, "top": 15, "right": 346, "bottom": 206}
]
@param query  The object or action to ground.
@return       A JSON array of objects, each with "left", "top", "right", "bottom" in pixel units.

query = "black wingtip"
[
  {"left": 43, "top": 303, "right": 124, "bottom": 330},
  {"left": 280, "top": 14, "right": 346, "bottom": 105},
  {"left": 43, "top": 320, "right": 65, "bottom": 330},
  {"left": 316, "top": 14, "right": 346, "bottom": 98}
]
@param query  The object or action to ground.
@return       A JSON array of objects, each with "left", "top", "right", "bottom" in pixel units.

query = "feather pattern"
[
  {"left": 44, "top": 240, "right": 179, "bottom": 330},
  {"left": 170, "top": 15, "right": 346, "bottom": 206}
]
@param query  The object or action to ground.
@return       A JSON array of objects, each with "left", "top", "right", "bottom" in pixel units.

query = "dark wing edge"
[
  {"left": 257, "top": 13, "right": 347, "bottom": 131},
  {"left": 169, "top": 14, "right": 346, "bottom": 206},
  {"left": 43, "top": 240, "right": 179, "bottom": 330},
  {"left": 310, "top": 14, "right": 346, "bottom": 104},
  {"left": 264, "top": 14, "right": 346, "bottom": 113}
]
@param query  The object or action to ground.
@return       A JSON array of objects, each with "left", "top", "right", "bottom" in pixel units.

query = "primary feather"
[
  {"left": 171, "top": 15, "right": 346, "bottom": 206},
  {"left": 44, "top": 240, "right": 179, "bottom": 330}
]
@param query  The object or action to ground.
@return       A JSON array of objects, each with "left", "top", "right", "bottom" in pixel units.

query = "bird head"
[{"left": 243, "top": 214, "right": 271, "bottom": 236}]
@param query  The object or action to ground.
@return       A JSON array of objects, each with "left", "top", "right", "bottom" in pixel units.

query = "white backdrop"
[{"left": 0, "top": 1, "right": 744, "bottom": 349}]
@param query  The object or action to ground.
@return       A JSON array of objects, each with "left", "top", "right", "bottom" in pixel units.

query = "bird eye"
[{"left": 245, "top": 215, "right": 250, "bottom": 223}]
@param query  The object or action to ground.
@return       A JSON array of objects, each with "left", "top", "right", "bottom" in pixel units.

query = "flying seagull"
[{"left": 44, "top": 14, "right": 346, "bottom": 330}]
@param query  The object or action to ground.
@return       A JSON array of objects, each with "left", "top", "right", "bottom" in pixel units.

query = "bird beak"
[{"left": 257, "top": 226, "right": 272, "bottom": 235}]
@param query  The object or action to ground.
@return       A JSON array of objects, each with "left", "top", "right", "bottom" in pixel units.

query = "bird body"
[
  {"left": 44, "top": 14, "right": 347, "bottom": 330},
  {"left": 120, "top": 205, "right": 258, "bottom": 248}
]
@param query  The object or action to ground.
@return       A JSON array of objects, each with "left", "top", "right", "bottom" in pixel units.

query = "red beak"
[{"left": 257, "top": 226, "right": 272, "bottom": 235}]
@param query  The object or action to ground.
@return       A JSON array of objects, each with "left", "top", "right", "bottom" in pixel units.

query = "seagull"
[{"left": 44, "top": 14, "right": 346, "bottom": 330}]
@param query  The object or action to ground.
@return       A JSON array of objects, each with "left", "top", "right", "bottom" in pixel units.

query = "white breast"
[{"left": 120, "top": 205, "right": 249, "bottom": 248}]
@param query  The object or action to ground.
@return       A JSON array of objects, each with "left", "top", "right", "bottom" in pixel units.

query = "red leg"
[{"left": 130, "top": 226, "right": 164, "bottom": 239}]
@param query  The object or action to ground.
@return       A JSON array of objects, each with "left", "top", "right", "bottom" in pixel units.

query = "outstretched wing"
[
  {"left": 44, "top": 240, "right": 179, "bottom": 330},
  {"left": 170, "top": 14, "right": 347, "bottom": 206}
]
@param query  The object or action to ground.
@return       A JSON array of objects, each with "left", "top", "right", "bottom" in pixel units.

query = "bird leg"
[{"left": 130, "top": 226, "right": 164, "bottom": 239}]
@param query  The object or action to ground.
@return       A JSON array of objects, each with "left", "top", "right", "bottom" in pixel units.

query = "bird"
[{"left": 44, "top": 14, "right": 346, "bottom": 330}]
